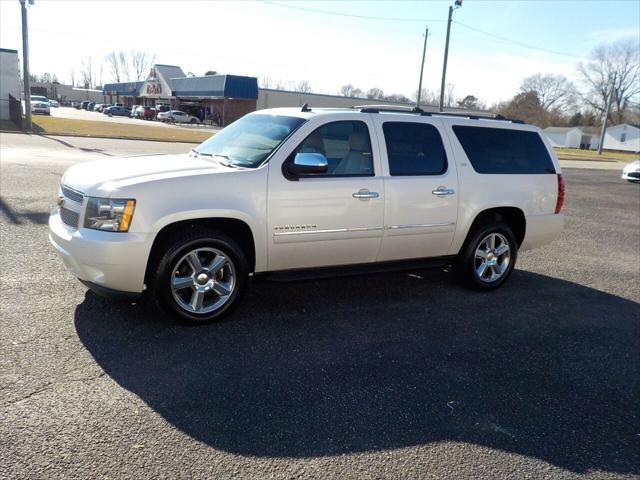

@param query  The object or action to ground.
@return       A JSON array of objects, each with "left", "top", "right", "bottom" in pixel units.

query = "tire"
[
  {"left": 190, "top": 118, "right": 197, "bottom": 124},
  {"left": 150, "top": 229, "right": 248, "bottom": 324},
  {"left": 108, "top": 113, "right": 113, "bottom": 117},
  {"left": 455, "top": 222, "right": 518, "bottom": 291}
]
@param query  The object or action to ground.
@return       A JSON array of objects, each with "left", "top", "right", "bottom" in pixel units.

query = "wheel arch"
[
  {"left": 463, "top": 206, "right": 526, "bottom": 250},
  {"left": 144, "top": 217, "right": 257, "bottom": 286}
]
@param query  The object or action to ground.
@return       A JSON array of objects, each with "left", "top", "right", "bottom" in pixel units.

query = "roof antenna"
[{"left": 301, "top": 103, "right": 311, "bottom": 112}]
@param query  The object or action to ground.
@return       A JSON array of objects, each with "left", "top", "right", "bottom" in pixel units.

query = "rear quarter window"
[{"left": 452, "top": 126, "right": 556, "bottom": 174}]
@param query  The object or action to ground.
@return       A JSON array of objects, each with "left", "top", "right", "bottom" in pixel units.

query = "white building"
[
  {"left": 543, "top": 126, "right": 601, "bottom": 150},
  {"left": 602, "top": 123, "right": 640, "bottom": 153},
  {"left": 0, "top": 48, "right": 20, "bottom": 121},
  {"left": 543, "top": 127, "right": 582, "bottom": 148}
]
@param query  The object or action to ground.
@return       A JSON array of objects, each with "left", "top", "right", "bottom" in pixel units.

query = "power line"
[
  {"left": 257, "top": 0, "right": 446, "bottom": 23},
  {"left": 258, "top": 1, "right": 590, "bottom": 60},
  {"left": 453, "top": 20, "right": 589, "bottom": 60}
]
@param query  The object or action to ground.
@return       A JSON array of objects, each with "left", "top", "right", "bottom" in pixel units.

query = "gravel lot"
[{"left": 1, "top": 133, "right": 639, "bottom": 479}]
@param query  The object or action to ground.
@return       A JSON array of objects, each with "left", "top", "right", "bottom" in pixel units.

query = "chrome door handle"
[
  {"left": 353, "top": 189, "right": 379, "bottom": 199},
  {"left": 432, "top": 187, "right": 455, "bottom": 196}
]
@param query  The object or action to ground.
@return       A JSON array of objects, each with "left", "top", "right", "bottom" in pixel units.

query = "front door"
[
  {"left": 372, "top": 117, "right": 459, "bottom": 261},
  {"left": 267, "top": 115, "right": 384, "bottom": 271}
]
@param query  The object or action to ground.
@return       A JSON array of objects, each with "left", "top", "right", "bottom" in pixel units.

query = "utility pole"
[
  {"left": 416, "top": 27, "right": 429, "bottom": 109},
  {"left": 597, "top": 75, "right": 615, "bottom": 155},
  {"left": 439, "top": 0, "right": 462, "bottom": 112},
  {"left": 20, "top": 0, "right": 32, "bottom": 131}
]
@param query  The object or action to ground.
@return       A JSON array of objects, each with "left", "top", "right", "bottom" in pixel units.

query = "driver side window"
[{"left": 293, "top": 121, "right": 374, "bottom": 176}]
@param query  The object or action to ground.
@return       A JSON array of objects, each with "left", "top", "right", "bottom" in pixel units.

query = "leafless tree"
[
  {"left": 386, "top": 93, "right": 412, "bottom": 103},
  {"left": 80, "top": 56, "right": 93, "bottom": 89},
  {"left": 259, "top": 76, "right": 274, "bottom": 88},
  {"left": 520, "top": 73, "right": 577, "bottom": 112},
  {"left": 105, "top": 52, "right": 121, "bottom": 82},
  {"left": 340, "top": 84, "right": 362, "bottom": 97},
  {"left": 70, "top": 68, "right": 75, "bottom": 87},
  {"left": 275, "top": 79, "right": 295, "bottom": 91},
  {"left": 119, "top": 51, "right": 130, "bottom": 82},
  {"left": 294, "top": 80, "right": 313, "bottom": 93},
  {"left": 414, "top": 88, "right": 439, "bottom": 105},
  {"left": 366, "top": 87, "right": 385, "bottom": 100},
  {"left": 131, "top": 50, "right": 155, "bottom": 80},
  {"left": 578, "top": 39, "right": 640, "bottom": 123}
]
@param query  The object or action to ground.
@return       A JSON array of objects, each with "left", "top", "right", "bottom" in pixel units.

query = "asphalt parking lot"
[{"left": 1, "top": 133, "right": 638, "bottom": 479}]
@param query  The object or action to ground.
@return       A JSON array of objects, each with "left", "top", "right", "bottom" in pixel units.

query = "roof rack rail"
[
  {"left": 354, "top": 105, "right": 424, "bottom": 114},
  {"left": 300, "top": 103, "right": 312, "bottom": 112},
  {"left": 353, "top": 105, "right": 525, "bottom": 124}
]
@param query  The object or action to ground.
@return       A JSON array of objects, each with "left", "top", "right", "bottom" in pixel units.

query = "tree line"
[{"left": 266, "top": 38, "right": 638, "bottom": 128}]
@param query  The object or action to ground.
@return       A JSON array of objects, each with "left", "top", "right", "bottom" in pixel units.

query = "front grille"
[
  {"left": 61, "top": 185, "right": 84, "bottom": 204},
  {"left": 60, "top": 206, "right": 79, "bottom": 228}
]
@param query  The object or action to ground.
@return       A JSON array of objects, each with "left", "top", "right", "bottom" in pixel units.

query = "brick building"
[{"left": 102, "top": 64, "right": 258, "bottom": 126}]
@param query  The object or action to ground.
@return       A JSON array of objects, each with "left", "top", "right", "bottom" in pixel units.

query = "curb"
[{"left": 0, "top": 130, "right": 207, "bottom": 144}]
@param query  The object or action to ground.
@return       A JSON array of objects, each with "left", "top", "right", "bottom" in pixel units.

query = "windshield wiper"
[
  {"left": 191, "top": 148, "right": 212, "bottom": 157},
  {"left": 212, "top": 154, "right": 238, "bottom": 168}
]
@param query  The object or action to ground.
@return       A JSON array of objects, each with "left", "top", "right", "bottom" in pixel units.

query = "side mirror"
[{"left": 287, "top": 152, "right": 328, "bottom": 176}]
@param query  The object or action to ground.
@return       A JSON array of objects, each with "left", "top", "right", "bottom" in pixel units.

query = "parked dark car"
[
  {"left": 132, "top": 105, "right": 156, "bottom": 120},
  {"left": 155, "top": 105, "right": 170, "bottom": 114},
  {"left": 87, "top": 102, "right": 96, "bottom": 111},
  {"left": 103, "top": 106, "right": 131, "bottom": 117},
  {"left": 80, "top": 101, "right": 91, "bottom": 110}
]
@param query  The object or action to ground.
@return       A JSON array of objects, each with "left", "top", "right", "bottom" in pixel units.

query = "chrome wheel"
[
  {"left": 170, "top": 247, "right": 236, "bottom": 314},
  {"left": 474, "top": 232, "right": 511, "bottom": 283}
]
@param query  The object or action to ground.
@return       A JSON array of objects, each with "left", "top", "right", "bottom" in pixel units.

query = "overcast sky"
[{"left": 1, "top": 0, "right": 638, "bottom": 104}]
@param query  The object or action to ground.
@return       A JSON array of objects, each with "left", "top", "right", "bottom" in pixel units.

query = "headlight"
[{"left": 83, "top": 197, "right": 136, "bottom": 232}]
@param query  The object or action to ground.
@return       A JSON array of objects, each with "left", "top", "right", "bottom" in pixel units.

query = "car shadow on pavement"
[{"left": 74, "top": 269, "right": 639, "bottom": 474}]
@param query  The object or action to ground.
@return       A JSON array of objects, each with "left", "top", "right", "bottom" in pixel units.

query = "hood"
[{"left": 62, "top": 153, "right": 229, "bottom": 195}]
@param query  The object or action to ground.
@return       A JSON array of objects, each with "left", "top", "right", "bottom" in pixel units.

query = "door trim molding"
[
  {"left": 274, "top": 226, "right": 384, "bottom": 237},
  {"left": 386, "top": 222, "right": 455, "bottom": 230}
]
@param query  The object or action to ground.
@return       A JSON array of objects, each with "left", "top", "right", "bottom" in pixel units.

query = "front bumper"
[
  {"left": 49, "top": 212, "right": 150, "bottom": 293},
  {"left": 622, "top": 170, "right": 640, "bottom": 181}
]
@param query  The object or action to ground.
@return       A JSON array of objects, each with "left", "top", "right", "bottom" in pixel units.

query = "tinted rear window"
[
  {"left": 452, "top": 126, "right": 556, "bottom": 174},
  {"left": 383, "top": 122, "right": 447, "bottom": 176}
]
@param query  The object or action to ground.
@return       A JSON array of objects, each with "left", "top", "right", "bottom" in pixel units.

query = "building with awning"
[{"left": 103, "top": 64, "right": 258, "bottom": 126}]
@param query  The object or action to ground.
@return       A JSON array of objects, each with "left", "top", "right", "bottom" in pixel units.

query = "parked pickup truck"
[{"left": 49, "top": 106, "right": 565, "bottom": 323}]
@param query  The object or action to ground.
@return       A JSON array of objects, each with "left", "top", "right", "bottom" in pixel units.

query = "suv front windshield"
[{"left": 193, "top": 114, "right": 306, "bottom": 168}]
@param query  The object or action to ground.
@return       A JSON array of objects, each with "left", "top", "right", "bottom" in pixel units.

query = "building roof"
[
  {"left": 154, "top": 64, "right": 186, "bottom": 85},
  {"left": 170, "top": 74, "right": 258, "bottom": 99},
  {"left": 103, "top": 81, "right": 144, "bottom": 96},
  {"left": 606, "top": 123, "right": 640, "bottom": 131},
  {"left": 544, "top": 126, "right": 579, "bottom": 133}
]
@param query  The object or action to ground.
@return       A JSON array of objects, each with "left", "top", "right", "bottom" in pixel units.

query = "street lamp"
[{"left": 439, "top": 0, "right": 462, "bottom": 112}]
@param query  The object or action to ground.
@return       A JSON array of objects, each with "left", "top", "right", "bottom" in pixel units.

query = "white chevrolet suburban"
[{"left": 49, "top": 106, "right": 565, "bottom": 323}]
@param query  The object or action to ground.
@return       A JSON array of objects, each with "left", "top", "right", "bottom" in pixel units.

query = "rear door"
[{"left": 372, "top": 116, "right": 459, "bottom": 261}]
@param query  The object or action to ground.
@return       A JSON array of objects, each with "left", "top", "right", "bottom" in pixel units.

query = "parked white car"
[
  {"left": 30, "top": 98, "right": 50, "bottom": 115},
  {"left": 49, "top": 99, "right": 59, "bottom": 108},
  {"left": 157, "top": 110, "right": 200, "bottom": 124},
  {"left": 621, "top": 160, "right": 640, "bottom": 183},
  {"left": 49, "top": 106, "right": 565, "bottom": 323}
]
